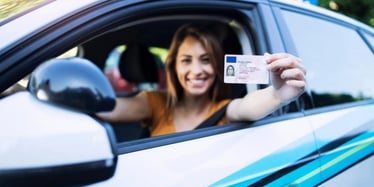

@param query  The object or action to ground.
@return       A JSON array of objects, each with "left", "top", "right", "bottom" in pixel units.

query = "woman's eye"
[
  {"left": 181, "top": 58, "right": 191, "bottom": 64},
  {"left": 201, "top": 57, "right": 210, "bottom": 64}
]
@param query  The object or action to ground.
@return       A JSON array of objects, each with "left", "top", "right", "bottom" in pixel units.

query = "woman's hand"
[{"left": 265, "top": 53, "right": 307, "bottom": 104}]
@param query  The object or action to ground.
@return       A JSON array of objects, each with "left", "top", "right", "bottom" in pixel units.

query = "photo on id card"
[{"left": 224, "top": 54, "right": 269, "bottom": 84}]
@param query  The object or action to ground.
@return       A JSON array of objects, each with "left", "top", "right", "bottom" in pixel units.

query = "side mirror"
[
  {"left": 0, "top": 58, "right": 117, "bottom": 186},
  {"left": 28, "top": 57, "right": 116, "bottom": 114}
]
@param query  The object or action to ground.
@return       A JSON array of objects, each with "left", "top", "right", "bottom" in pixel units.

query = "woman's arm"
[
  {"left": 97, "top": 93, "right": 151, "bottom": 123},
  {"left": 227, "top": 53, "right": 306, "bottom": 121}
]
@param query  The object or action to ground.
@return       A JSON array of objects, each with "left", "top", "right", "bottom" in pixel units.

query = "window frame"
[{"left": 108, "top": 2, "right": 308, "bottom": 153}]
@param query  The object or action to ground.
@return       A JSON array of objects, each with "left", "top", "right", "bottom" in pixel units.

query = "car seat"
[
  {"left": 112, "top": 43, "right": 164, "bottom": 142},
  {"left": 216, "top": 24, "right": 246, "bottom": 99},
  {"left": 119, "top": 43, "right": 159, "bottom": 86}
]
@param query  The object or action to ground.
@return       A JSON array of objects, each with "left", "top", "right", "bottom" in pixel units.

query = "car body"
[{"left": 0, "top": 0, "right": 373, "bottom": 186}]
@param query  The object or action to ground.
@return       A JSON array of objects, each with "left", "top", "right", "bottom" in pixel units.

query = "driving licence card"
[{"left": 224, "top": 54, "right": 269, "bottom": 84}]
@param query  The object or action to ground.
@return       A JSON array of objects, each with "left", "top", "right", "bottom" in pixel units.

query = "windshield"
[{"left": 0, "top": 0, "right": 49, "bottom": 22}]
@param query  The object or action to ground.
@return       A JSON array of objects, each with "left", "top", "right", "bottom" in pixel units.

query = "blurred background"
[
  {"left": 0, "top": 0, "right": 373, "bottom": 27},
  {"left": 317, "top": 0, "right": 374, "bottom": 27}
]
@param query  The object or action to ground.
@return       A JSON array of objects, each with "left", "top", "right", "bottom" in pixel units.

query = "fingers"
[
  {"left": 278, "top": 68, "right": 306, "bottom": 91},
  {"left": 265, "top": 53, "right": 306, "bottom": 75},
  {"left": 286, "top": 79, "right": 306, "bottom": 89},
  {"left": 265, "top": 53, "right": 307, "bottom": 90},
  {"left": 280, "top": 68, "right": 305, "bottom": 81}
]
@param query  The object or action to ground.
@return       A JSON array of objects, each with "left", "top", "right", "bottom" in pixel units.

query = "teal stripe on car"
[
  {"left": 209, "top": 133, "right": 317, "bottom": 187},
  {"left": 210, "top": 106, "right": 374, "bottom": 187},
  {"left": 318, "top": 132, "right": 374, "bottom": 184},
  {"left": 267, "top": 131, "right": 374, "bottom": 187}
]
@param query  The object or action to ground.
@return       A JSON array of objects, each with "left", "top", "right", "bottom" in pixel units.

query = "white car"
[{"left": 0, "top": 0, "right": 373, "bottom": 186}]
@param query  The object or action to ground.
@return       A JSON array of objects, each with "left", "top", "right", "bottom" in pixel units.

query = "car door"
[
  {"left": 272, "top": 1, "right": 374, "bottom": 186},
  {"left": 0, "top": 0, "right": 318, "bottom": 186}
]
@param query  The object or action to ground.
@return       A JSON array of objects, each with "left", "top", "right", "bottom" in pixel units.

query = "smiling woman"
[{"left": 97, "top": 23, "right": 307, "bottom": 136}]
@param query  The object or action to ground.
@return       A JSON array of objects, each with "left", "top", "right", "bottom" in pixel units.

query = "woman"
[{"left": 98, "top": 24, "right": 306, "bottom": 137}]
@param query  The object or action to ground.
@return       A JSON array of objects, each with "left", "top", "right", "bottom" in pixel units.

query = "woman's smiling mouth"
[{"left": 187, "top": 78, "right": 209, "bottom": 88}]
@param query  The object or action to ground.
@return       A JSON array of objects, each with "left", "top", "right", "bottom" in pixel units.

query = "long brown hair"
[{"left": 165, "top": 24, "right": 230, "bottom": 111}]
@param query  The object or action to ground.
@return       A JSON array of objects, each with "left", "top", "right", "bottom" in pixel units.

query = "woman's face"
[{"left": 175, "top": 36, "right": 215, "bottom": 97}]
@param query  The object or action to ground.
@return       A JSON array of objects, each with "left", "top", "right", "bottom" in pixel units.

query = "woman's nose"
[{"left": 190, "top": 60, "right": 203, "bottom": 74}]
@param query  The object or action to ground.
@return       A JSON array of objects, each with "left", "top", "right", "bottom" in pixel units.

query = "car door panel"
[
  {"left": 94, "top": 116, "right": 317, "bottom": 186},
  {"left": 306, "top": 105, "right": 374, "bottom": 185}
]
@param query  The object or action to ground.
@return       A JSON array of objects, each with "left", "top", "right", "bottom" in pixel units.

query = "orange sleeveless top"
[{"left": 141, "top": 91, "right": 230, "bottom": 137}]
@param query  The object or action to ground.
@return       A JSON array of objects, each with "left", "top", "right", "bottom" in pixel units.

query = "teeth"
[
  {"left": 190, "top": 79, "right": 204, "bottom": 84},
  {"left": 187, "top": 79, "right": 206, "bottom": 88}
]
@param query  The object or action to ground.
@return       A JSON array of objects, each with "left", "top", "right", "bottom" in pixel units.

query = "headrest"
[{"left": 119, "top": 44, "right": 159, "bottom": 83}]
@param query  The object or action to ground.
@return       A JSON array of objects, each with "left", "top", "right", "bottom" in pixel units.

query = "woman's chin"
[{"left": 184, "top": 87, "right": 210, "bottom": 97}]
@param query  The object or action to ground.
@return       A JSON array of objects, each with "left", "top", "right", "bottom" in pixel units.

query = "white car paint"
[
  {"left": 93, "top": 116, "right": 315, "bottom": 186},
  {"left": 0, "top": 92, "right": 113, "bottom": 168}
]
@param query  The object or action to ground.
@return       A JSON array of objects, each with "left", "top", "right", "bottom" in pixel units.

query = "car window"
[
  {"left": 72, "top": 16, "right": 247, "bottom": 142},
  {"left": 0, "top": 76, "right": 28, "bottom": 99},
  {"left": 281, "top": 10, "right": 374, "bottom": 109},
  {"left": 0, "top": 47, "right": 81, "bottom": 99},
  {"left": 57, "top": 47, "right": 80, "bottom": 58}
]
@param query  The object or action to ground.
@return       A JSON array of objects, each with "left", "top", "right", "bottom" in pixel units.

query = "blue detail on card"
[{"left": 226, "top": 56, "right": 237, "bottom": 63}]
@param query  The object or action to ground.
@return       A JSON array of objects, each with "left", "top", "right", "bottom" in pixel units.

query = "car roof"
[
  {"left": 0, "top": 0, "right": 372, "bottom": 52},
  {"left": 0, "top": 0, "right": 100, "bottom": 51}
]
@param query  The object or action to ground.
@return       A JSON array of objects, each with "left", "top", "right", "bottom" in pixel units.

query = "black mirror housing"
[{"left": 28, "top": 57, "right": 116, "bottom": 114}]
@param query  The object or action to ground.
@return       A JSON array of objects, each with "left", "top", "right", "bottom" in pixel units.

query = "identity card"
[{"left": 224, "top": 54, "right": 269, "bottom": 84}]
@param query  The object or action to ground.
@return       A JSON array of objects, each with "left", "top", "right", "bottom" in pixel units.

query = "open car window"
[
  {"left": 0, "top": 47, "right": 81, "bottom": 99},
  {"left": 71, "top": 15, "right": 252, "bottom": 142}
]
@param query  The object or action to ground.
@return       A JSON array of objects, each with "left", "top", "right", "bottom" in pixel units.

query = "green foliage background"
[
  {"left": 0, "top": 0, "right": 45, "bottom": 21},
  {"left": 318, "top": 0, "right": 374, "bottom": 27}
]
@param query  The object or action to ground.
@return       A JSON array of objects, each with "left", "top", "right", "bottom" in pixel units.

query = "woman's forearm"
[{"left": 227, "top": 86, "right": 284, "bottom": 122}]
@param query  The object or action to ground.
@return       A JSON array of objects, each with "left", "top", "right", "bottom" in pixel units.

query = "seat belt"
[{"left": 195, "top": 103, "right": 229, "bottom": 129}]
